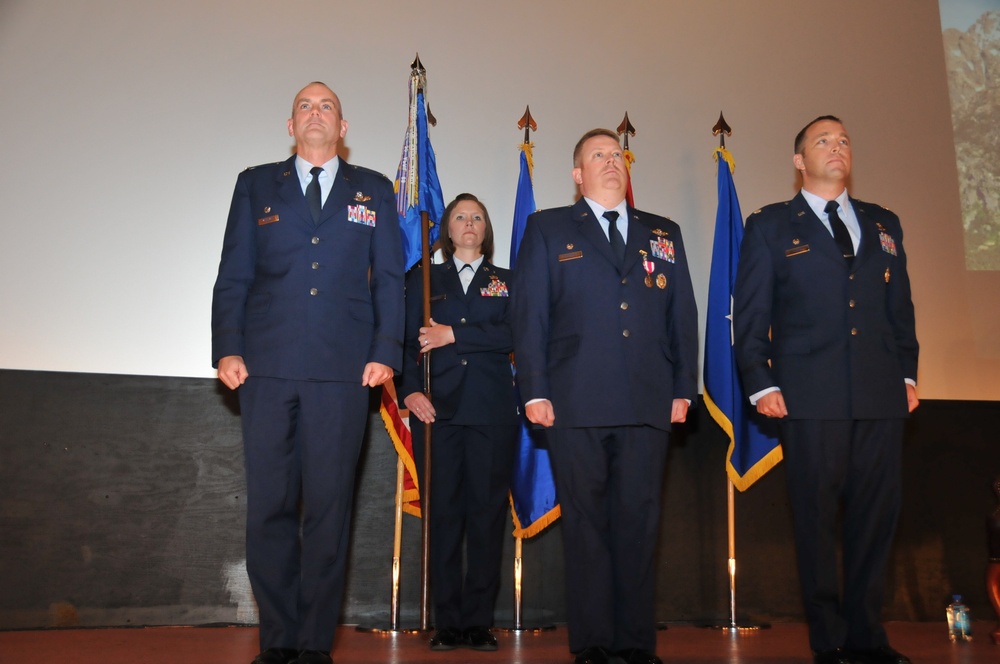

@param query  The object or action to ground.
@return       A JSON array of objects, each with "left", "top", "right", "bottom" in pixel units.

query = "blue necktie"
[
  {"left": 604, "top": 210, "right": 625, "bottom": 267},
  {"left": 825, "top": 200, "right": 854, "bottom": 261},
  {"left": 307, "top": 166, "right": 323, "bottom": 224}
]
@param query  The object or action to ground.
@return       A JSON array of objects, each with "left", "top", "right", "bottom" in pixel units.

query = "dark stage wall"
[{"left": 1, "top": 370, "right": 997, "bottom": 630}]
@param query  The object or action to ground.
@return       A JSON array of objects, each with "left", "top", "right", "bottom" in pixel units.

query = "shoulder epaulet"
[
  {"left": 854, "top": 199, "right": 893, "bottom": 215},
  {"left": 242, "top": 160, "right": 283, "bottom": 172},
  {"left": 347, "top": 163, "right": 392, "bottom": 183}
]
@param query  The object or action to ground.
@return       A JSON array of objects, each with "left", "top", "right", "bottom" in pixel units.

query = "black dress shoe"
[
  {"left": 429, "top": 627, "right": 465, "bottom": 651},
  {"left": 295, "top": 650, "right": 333, "bottom": 664},
  {"left": 813, "top": 648, "right": 854, "bottom": 664},
  {"left": 251, "top": 648, "right": 298, "bottom": 664},
  {"left": 851, "top": 645, "right": 911, "bottom": 664},
  {"left": 464, "top": 626, "right": 498, "bottom": 651},
  {"left": 574, "top": 646, "right": 611, "bottom": 664},
  {"left": 617, "top": 647, "right": 664, "bottom": 664}
]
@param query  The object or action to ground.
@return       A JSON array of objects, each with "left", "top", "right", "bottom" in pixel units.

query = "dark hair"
[
  {"left": 573, "top": 128, "right": 621, "bottom": 166},
  {"left": 794, "top": 115, "right": 842, "bottom": 154},
  {"left": 440, "top": 193, "right": 494, "bottom": 261}
]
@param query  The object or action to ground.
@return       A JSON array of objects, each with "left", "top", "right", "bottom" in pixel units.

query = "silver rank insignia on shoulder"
[{"left": 797, "top": 211, "right": 806, "bottom": 217}]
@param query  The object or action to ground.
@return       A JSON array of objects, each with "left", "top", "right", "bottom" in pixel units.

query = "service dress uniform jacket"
[
  {"left": 512, "top": 198, "right": 699, "bottom": 430},
  {"left": 211, "top": 155, "right": 403, "bottom": 652},
  {"left": 398, "top": 260, "right": 518, "bottom": 426},
  {"left": 398, "top": 259, "right": 518, "bottom": 630},
  {"left": 212, "top": 155, "right": 404, "bottom": 379},
  {"left": 734, "top": 192, "right": 918, "bottom": 420}
]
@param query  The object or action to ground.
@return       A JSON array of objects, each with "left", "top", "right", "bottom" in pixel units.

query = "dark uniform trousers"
[
  {"left": 780, "top": 418, "right": 904, "bottom": 652},
  {"left": 239, "top": 377, "right": 369, "bottom": 651},
  {"left": 411, "top": 422, "right": 517, "bottom": 629},
  {"left": 546, "top": 425, "right": 670, "bottom": 654}
]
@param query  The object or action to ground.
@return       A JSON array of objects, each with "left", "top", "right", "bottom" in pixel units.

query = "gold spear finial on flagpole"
[
  {"left": 617, "top": 112, "right": 636, "bottom": 150},
  {"left": 713, "top": 111, "right": 732, "bottom": 148}
]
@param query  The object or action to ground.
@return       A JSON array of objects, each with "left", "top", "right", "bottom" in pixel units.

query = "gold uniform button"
[
  {"left": 620, "top": 302, "right": 629, "bottom": 310},
  {"left": 460, "top": 359, "right": 468, "bottom": 366},
  {"left": 848, "top": 274, "right": 855, "bottom": 280},
  {"left": 622, "top": 329, "right": 631, "bottom": 338},
  {"left": 309, "top": 288, "right": 318, "bottom": 296},
  {"left": 460, "top": 318, "right": 467, "bottom": 324},
  {"left": 312, "top": 236, "right": 320, "bottom": 245},
  {"left": 851, "top": 327, "right": 858, "bottom": 336},
  {"left": 848, "top": 299, "right": 856, "bottom": 308},
  {"left": 621, "top": 277, "right": 628, "bottom": 285},
  {"left": 312, "top": 262, "right": 320, "bottom": 270}
]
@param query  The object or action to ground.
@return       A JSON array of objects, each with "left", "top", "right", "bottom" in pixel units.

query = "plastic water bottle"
[{"left": 946, "top": 595, "right": 972, "bottom": 642}]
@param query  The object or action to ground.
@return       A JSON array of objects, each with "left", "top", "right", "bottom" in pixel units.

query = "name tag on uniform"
[
  {"left": 558, "top": 251, "right": 583, "bottom": 262},
  {"left": 258, "top": 214, "right": 279, "bottom": 226},
  {"left": 785, "top": 245, "right": 810, "bottom": 257}
]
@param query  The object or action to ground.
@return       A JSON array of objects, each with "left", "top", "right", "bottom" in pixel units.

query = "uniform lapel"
[
  {"left": 319, "top": 160, "right": 353, "bottom": 227},
  {"left": 624, "top": 207, "right": 648, "bottom": 275},
  {"left": 275, "top": 156, "right": 314, "bottom": 228},
  {"left": 851, "top": 198, "right": 880, "bottom": 270},
  {"left": 440, "top": 260, "right": 467, "bottom": 301},
  {"left": 790, "top": 192, "right": 846, "bottom": 267},
  {"left": 573, "top": 198, "right": 620, "bottom": 270},
  {"left": 469, "top": 261, "right": 500, "bottom": 300}
]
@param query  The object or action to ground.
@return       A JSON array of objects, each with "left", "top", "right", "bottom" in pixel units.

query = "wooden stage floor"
[{"left": 0, "top": 621, "right": 996, "bottom": 664}]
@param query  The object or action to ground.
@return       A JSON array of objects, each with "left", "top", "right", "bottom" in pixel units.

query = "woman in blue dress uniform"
[{"left": 397, "top": 193, "right": 519, "bottom": 652}]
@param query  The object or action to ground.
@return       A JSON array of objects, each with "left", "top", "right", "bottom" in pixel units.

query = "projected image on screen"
[{"left": 940, "top": 4, "right": 1000, "bottom": 270}]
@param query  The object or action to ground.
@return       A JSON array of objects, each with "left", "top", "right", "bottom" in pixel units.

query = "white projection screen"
[{"left": 1, "top": 0, "right": 997, "bottom": 401}]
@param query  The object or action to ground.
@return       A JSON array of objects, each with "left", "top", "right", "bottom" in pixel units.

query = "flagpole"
[
  {"left": 500, "top": 107, "right": 556, "bottom": 635},
  {"left": 419, "top": 208, "right": 433, "bottom": 632},
  {"left": 412, "top": 54, "right": 436, "bottom": 632},
  {"left": 512, "top": 106, "right": 535, "bottom": 632},
  {"left": 616, "top": 113, "right": 636, "bottom": 209},
  {"left": 709, "top": 112, "right": 766, "bottom": 634},
  {"left": 390, "top": 457, "right": 404, "bottom": 630}
]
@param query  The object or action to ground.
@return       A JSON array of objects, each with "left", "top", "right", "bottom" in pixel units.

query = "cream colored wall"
[{"left": 0, "top": 0, "right": 994, "bottom": 399}]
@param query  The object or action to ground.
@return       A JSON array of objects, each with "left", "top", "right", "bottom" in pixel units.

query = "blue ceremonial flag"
[
  {"left": 394, "top": 71, "right": 444, "bottom": 271},
  {"left": 704, "top": 147, "right": 782, "bottom": 491},
  {"left": 509, "top": 143, "right": 560, "bottom": 538},
  {"left": 383, "top": 65, "right": 446, "bottom": 517}
]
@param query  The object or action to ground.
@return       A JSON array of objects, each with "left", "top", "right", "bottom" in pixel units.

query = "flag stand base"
[
  {"left": 696, "top": 619, "right": 770, "bottom": 632},
  {"left": 354, "top": 624, "right": 426, "bottom": 635},
  {"left": 494, "top": 623, "right": 557, "bottom": 633}
]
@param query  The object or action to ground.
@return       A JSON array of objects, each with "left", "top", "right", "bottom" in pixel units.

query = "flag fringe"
[
  {"left": 519, "top": 142, "right": 534, "bottom": 178},
  {"left": 726, "top": 442, "right": 783, "bottom": 492},
  {"left": 379, "top": 388, "right": 422, "bottom": 518},
  {"left": 704, "top": 391, "right": 784, "bottom": 492},
  {"left": 509, "top": 498, "right": 561, "bottom": 539},
  {"left": 713, "top": 146, "right": 735, "bottom": 174}
]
